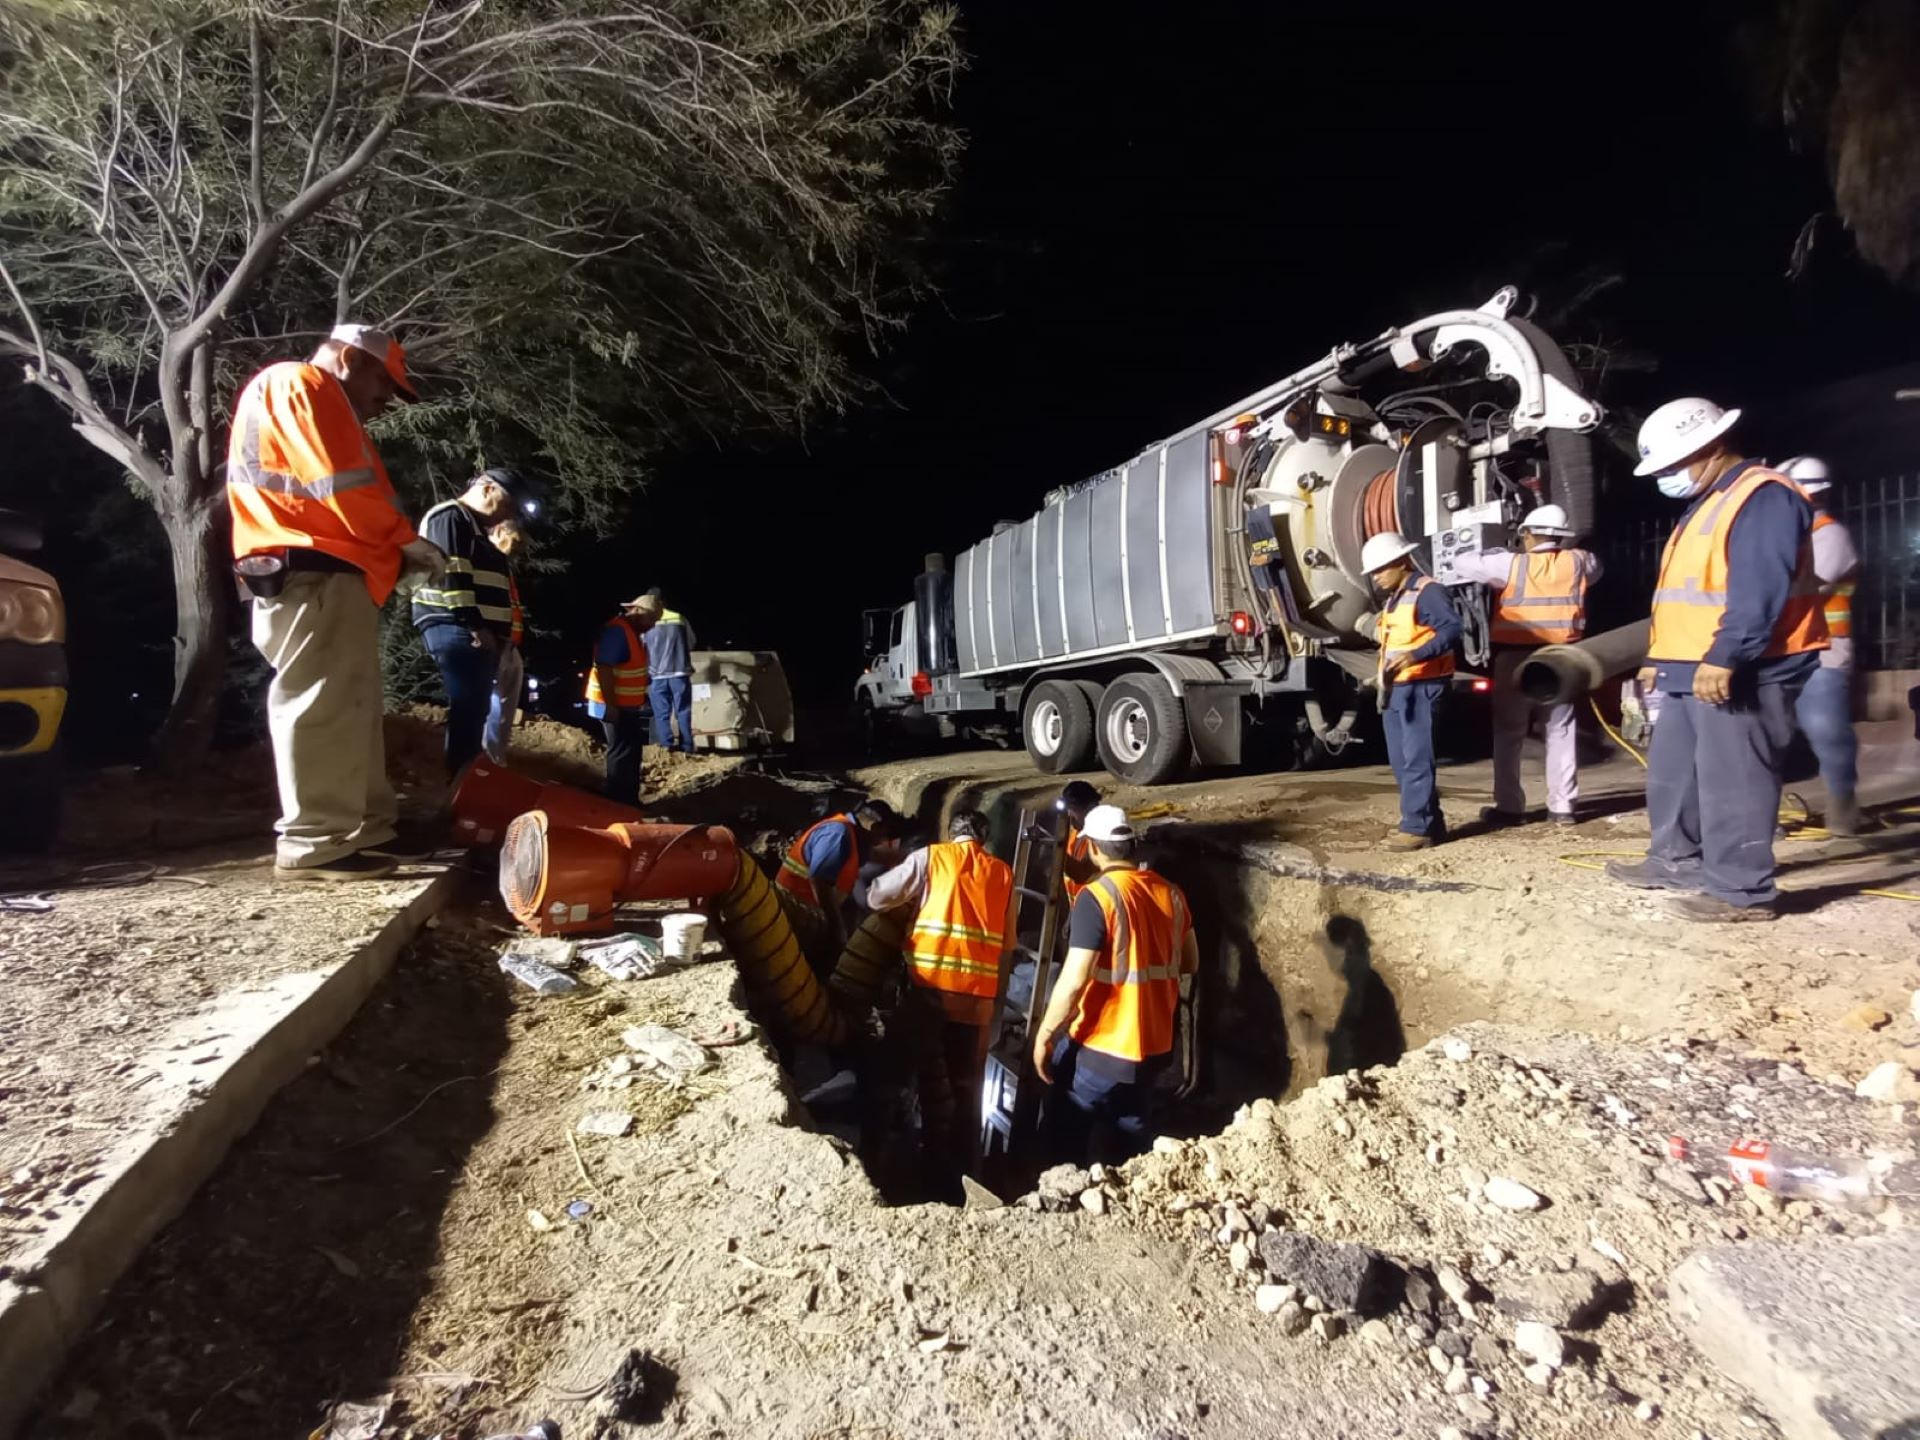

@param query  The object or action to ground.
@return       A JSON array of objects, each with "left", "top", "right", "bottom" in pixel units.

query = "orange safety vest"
[
  {"left": 226, "top": 362, "right": 417, "bottom": 604},
  {"left": 1068, "top": 866, "right": 1191, "bottom": 1063},
  {"left": 1811, "top": 512, "right": 1853, "bottom": 639},
  {"left": 1648, "top": 466, "right": 1828, "bottom": 664},
  {"left": 1376, "top": 576, "right": 1456, "bottom": 682},
  {"left": 585, "top": 617, "right": 650, "bottom": 709},
  {"left": 908, "top": 840, "right": 1014, "bottom": 1015},
  {"left": 1491, "top": 550, "right": 1590, "bottom": 646},
  {"left": 777, "top": 813, "right": 861, "bottom": 905}
]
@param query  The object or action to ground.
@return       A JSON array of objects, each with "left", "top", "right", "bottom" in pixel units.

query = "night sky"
[{"left": 8, "top": 0, "right": 1920, "bottom": 752}]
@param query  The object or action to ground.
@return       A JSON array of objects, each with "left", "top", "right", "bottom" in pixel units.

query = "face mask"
[{"left": 1655, "top": 468, "right": 1696, "bottom": 500}]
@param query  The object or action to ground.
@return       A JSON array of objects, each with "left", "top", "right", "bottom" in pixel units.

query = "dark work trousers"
[
  {"left": 422, "top": 625, "right": 500, "bottom": 777},
  {"left": 1647, "top": 682, "right": 1803, "bottom": 907},
  {"left": 1044, "top": 1037, "right": 1154, "bottom": 1167},
  {"left": 601, "top": 708, "right": 649, "bottom": 805},
  {"left": 915, "top": 1012, "right": 987, "bottom": 1181},
  {"left": 1382, "top": 679, "right": 1446, "bottom": 837},
  {"left": 649, "top": 675, "right": 695, "bottom": 753},
  {"left": 1793, "top": 665, "right": 1858, "bottom": 798}
]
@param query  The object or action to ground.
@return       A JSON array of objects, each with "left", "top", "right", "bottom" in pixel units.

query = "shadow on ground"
[{"left": 36, "top": 922, "right": 515, "bottom": 1440}]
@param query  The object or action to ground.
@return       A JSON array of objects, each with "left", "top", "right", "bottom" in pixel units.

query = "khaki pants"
[{"left": 251, "top": 571, "right": 397, "bottom": 866}]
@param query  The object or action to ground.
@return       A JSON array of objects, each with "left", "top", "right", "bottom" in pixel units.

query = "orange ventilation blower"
[
  {"left": 500, "top": 811, "right": 738, "bottom": 935},
  {"left": 450, "top": 758, "right": 643, "bottom": 847}
]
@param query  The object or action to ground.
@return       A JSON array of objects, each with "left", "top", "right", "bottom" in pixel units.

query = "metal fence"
[{"left": 1603, "top": 471, "right": 1920, "bottom": 671}]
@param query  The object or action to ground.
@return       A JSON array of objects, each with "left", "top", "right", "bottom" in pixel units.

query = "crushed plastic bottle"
[
  {"left": 1669, "top": 1134, "right": 1911, "bottom": 1210},
  {"left": 479, "top": 1423, "right": 560, "bottom": 1440},
  {"left": 498, "top": 953, "right": 578, "bottom": 995}
]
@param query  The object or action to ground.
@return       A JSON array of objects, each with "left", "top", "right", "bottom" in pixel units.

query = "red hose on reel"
[{"left": 1361, "top": 467, "right": 1399, "bottom": 539}]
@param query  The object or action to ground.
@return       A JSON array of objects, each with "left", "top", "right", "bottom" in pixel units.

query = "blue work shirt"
[
  {"left": 1654, "top": 462, "right": 1820, "bottom": 694},
  {"left": 1405, "top": 579, "right": 1463, "bottom": 665},
  {"left": 802, "top": 817, "right": 858, "bottom": 891},
  {"left": 642, "top": 609, "right": 697, "bottom": 678},
  {"left": 586, "top": 619, "right": 644, "bottom": 721}
]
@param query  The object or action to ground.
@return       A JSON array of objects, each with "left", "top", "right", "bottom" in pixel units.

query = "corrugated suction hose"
[
  {"left": 828, "top": 908, "right": 908, "bottom": 1015},
  {"left": 715, "top": 852, "right": 848, "bottom": 1046}
]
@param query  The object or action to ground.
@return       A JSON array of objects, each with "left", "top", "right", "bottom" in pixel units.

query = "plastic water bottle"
[
  {"left": 498, "top": 954, "right": 578, "bottom": 995},
  {"left": 480, "top": 1423, "right": 560, "bottom": 1440},
  {"left": 1724, "top": 1138, "right": 1882, "bottom": 1204}
]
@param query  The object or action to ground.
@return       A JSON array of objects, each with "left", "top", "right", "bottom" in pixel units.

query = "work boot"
[
  {"left": 361, "top": 815, "right": 448, "bottom": 862},
  {"left": 1825, "top": 793, "right": 1863, "bottom": 838},
  {"left": 1667, "top": 893, "right": 1776, "bottom": 924},
  {"left": 1479, "top": 806, "right": 1525, "bottom": 828},
  {"left": 1384, "top": 831, "right": 1434, "bottom": 852},
  {"left": 1547, "top": 810, "right": 1578, "bottom": 827},
  {"left": 275, "top": 851, "right": 399, "bottom": 883},
  {"left": 1603, "top": 856, "right": 1703, "bottom": 892}
]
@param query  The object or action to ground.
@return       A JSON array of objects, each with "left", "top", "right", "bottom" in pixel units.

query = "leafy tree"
[
  {"left": 1746, "top": 0, "right": 1920, "bottom": 288},
  {"left": 0, "top": 0, "right": 961, "bottom": 764}
]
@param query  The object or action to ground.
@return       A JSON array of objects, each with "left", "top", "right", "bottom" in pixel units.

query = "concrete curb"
[{"left": 0, "top": 867, "right": 464, "bottom": 1439}]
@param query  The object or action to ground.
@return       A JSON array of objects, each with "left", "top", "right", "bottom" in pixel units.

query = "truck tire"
[
  {"left": 0, "top": 747, "right": 62, "bottom": 853},
  {"left": 1095, "top": 674, "right": 1189, "bottom": 786},
  {"left": 1023, "top": 679, "right": 1096, "bottom": 773}
]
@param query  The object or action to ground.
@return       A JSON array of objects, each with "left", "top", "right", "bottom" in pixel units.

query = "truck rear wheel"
[
  {"left": 1023, "top": 679, "right": 1096, "bottom": 773},
  {"left": 1095, "top": 674, "right": 1189, "bottom": 786}
]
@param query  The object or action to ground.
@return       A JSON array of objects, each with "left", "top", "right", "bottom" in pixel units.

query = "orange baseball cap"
[{"left": 329, "top": 323, "right": 418, "bottom": 401}]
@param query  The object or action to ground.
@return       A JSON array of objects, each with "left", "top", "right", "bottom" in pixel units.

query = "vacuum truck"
[{"left": 855, "top": 288, "right": 1605, "bottom": 784}]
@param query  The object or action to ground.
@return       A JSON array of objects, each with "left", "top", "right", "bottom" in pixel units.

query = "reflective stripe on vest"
[
  {"left": 1376, "top": 575, "right": 1456, "bottom": 682},
  {"left": 225, "top": 362, "right": 412, "bottom": 604},
  {"left": 1648, "top": 466, "right": 1828, "bottom": 663},
  {"left": 1811, "top": 513, "right": 1853, "bottom": 638},
  {"left": 908, "top": 840, "right": 1013, "bottom": 1000},
  {"left": 1491, "top": 550, "right": 1589, "bottom": 646},
  {"left": 585, "top": 617, "right": 651, "bottom": 706},
  {"left": 1068, "top": 867, "right": 1191, "bottom": 1063},
  {"left": 776, "top": 814, "right": 860, "bottom": 904}
]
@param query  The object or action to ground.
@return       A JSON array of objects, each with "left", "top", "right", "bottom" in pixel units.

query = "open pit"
[{"left": 15, "top": 740, "right": 1920, "bottom": 1439}]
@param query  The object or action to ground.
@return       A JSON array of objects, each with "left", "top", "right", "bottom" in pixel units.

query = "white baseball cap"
[
  {"left": 1080, "top": 804, "right": 1134, "bottom": 843},
  {"left": 329, "top": 323, "right": 418, "bottom": 400}
]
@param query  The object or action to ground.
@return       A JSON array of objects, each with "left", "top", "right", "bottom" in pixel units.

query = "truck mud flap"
[{"left": 1183, "top": 683, "right": 1242, "bottom": 767}]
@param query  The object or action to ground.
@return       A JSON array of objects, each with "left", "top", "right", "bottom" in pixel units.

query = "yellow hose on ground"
[
  {"left": 1569, "top": 699, "right": 1920, "bottom": 900},
  {"left": 828, "top": 908, "right": 908, "bottom": 1015},
  {"left": 715, "top": 852, "right": 849, "bottom": 1046}
]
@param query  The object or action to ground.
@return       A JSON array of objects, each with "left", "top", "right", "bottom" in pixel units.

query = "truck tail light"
[
  {"left": 1230, "top": 611, "right": 1253, "bottom": 636},
  {"left": 911, "top": 672, "right": 933, "bottom": 697},
  {"left": 1471, "top": 677, "right": 1491, "bottom": 693}
]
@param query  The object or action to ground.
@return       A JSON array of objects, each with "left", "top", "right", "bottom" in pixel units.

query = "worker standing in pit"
[
  {"left": 1362, "top": 532, "right": 1462, "bottom": 850},
  {"left": 410, "top": 467, "right": 544, "bottom": 777},
  {"left": 1779, "top": 457, "right": 1862, "bottom": 836},
  {"left": 1032, "top": 805, "right": 1197, "bottom": 1165},
  {"left": 866, "top": 808, "right": 1014, "bottom": 1183},
  {"left": 642, "top": 588, "right": 699, "bottom": 755},
  {"left": 586, "top": 593, "right": 662, "bottom": 805},
  {"left": 1606, "top": 399, "right": 1827, "bottom": 922},
  {"left": 1448, "top": 504, "right": 1601, "bottom": 826},
  {"left": 1055, "top": 779, "right": 1103, "bottom": 900},
  {"left": 775, "top": 799, "right": 901, "bottom": 971},
  {"left": 227, "top": 324, "right": 446, "bottom": 882}
]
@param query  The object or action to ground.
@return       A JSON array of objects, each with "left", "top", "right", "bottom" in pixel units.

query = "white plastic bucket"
[{"left": 661, "top": 912, "right": 707, "bottom": 960}]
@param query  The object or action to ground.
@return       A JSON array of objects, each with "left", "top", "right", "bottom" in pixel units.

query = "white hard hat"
[
  {"left": 1519, "top": 503, "right": 1574, "bottom": 537},
  {"left": 1779, "top": 455, "right": 1831, "bottom": 494},
  {"left": 1080, "top": 804, "right": 1134, "bottom": 843},
  {"left": 1360, "top": 531, "right": 1420, "bottom": 575},
  {"left": 1634, "top": 397, "right": 1741, "bottom": 476}
]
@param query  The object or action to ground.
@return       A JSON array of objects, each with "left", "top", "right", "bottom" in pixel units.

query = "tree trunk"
[
  {"left": 152, "top": 335, "right": 230, "bottom": 772},
  {"left": 152, "top": 495, "right": 232, "bottom": 771}
]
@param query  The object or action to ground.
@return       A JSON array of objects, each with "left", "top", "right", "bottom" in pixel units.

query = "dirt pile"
[{"left": 1090, "top": 1022, "right": 1918, "bottom": 1437}]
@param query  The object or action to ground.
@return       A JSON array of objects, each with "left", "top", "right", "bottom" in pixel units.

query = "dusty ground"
[{"left": 18, "top": 721, "right": 1920, "bottom": 1439}]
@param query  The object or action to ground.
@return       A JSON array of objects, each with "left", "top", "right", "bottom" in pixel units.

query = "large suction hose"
[
  {"left": 714, "top": 852, "right": 849, "bottom": 1046},
  {"left": 828, "top": 908, "right": 909, "bottom": 1015},
  {"left": 1518, "top": 619, "right": 1651, "bottom": 706}
]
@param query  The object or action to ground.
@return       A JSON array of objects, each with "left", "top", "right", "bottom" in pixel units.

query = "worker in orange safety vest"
[
  {"left": 1032, "top": 805, "right": 1197, "bottom": 1165},
  {"left": 774, "top": 798, "right": 900, "bottom": 971},
  {"left": 867, "top": 808, "right": 1014, "bottom": 1181},
  {"left": 1778, "top": 457, "right": 1861, "bottom": 835},
  {"left": 1606, "top": 398, "right": 1826, "bottom": 922},
  {"left": 227, "top": 323, "right": 447, "bottom": 882},
  {"left": 1448, "top": 503, "right": 1603, "bottom": 827},
  {"left": 587, "top": 592, "right": 661, "bottom": 805},
  {"left": 1363, "top": 531, "right": 1462, "bottom": 851},
  {"left": 1054, "top": 779, "right": 1103, "bottom": 903}
]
